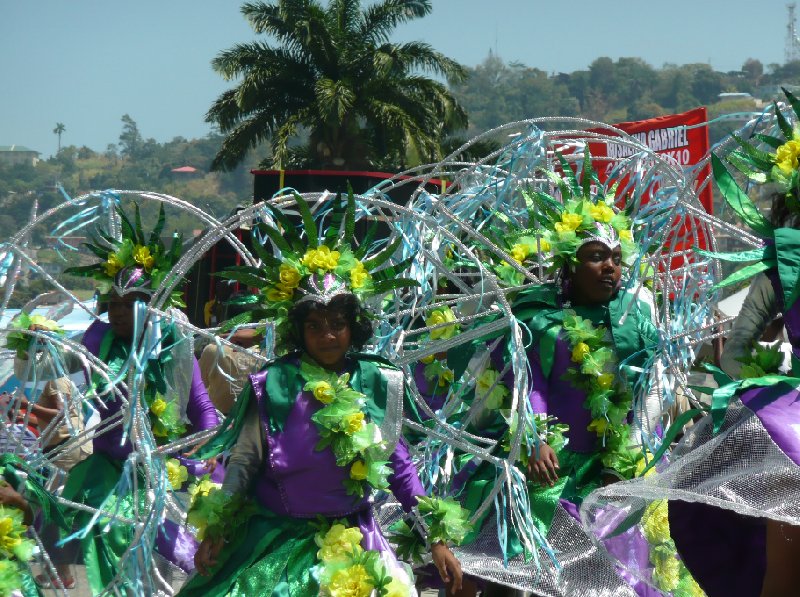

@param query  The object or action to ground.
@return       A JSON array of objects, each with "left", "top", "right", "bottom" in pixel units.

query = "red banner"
[{"left": 587, "top": 106, "right": 712, "bottom": 214}]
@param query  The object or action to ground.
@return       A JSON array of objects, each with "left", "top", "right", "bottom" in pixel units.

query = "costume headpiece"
[
  {"left": 63, "top": 202, "right": 185, "bottom": 307},
  {"left": 524, "top": 150, "right": 635, "bottom": 273},
  {"left": 219, "top": 192, "right": 418, "bottom": 352},
  {"left": 697, "top": 90, "right": 800, "bottom": 310},
  {"left": 725, "top": 87, "right": 800, "bottom": 213}
]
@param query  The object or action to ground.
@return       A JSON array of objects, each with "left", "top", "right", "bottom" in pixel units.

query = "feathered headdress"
[
  {"left": 219, "top": 192, "right": 418, "bottom": 352},
  {"left": 64, "top": 203, "right": 185, "bottom": 307}
]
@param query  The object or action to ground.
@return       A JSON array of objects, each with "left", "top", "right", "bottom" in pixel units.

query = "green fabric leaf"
[
  {"left": 712, "top": 153, "right": 774, "bottom": 237},
  {"left": 362, "top": 235, "right": 402, "bottom": 271},
  {"left": 293, "top": 193, "right": 318, "bottom": 248},
  {"left": 149, "top": 202, "right": 166, "bottom": 245},
  {"left": 783, "top": 86, "right": 800, "bottom": 122},
  {"left": 730, "top": 134, "right": 776, "bottom": 172},
  {"left": 694, "top": 244, "right": 776, "bottom": 263},
  {"left": 713, "top": 259, "right": 776, "bottom": 290},
  {"left": 775, "top": 227, "right": 800, "bottom": 309},
  {"left": 774, "top": 100, "right": 794, "bottom": 139},
  {"left": 754, "top": 133, "right": 785, "bottom": 149}
]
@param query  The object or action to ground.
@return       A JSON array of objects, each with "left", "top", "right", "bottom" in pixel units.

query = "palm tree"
[
  {"left": 53, "top": 122, "right": 66, "bottom": 154},
  {"left": 206, "top": 0, "right": 467, "bottom": 171}
]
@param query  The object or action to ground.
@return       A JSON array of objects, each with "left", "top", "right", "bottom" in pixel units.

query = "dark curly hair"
[{"left": 286, "top": 294, "right": 374, "bottom": 352}]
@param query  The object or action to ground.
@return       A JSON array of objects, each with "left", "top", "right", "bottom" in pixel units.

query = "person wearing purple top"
[
  {"left": 57, "top": 291, "right": 221, "bottom": 593},
  {"left": 180, "top": 294, "right": 463, "bottom": 596}
]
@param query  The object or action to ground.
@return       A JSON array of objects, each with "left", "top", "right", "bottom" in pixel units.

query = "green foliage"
[{"left": 206, "top": 0, "right": 467, "bottom": 171}]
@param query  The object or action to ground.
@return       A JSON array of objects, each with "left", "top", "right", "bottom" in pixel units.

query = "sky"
[{"left": 0, "top": 0, "right": 790, "bottom": 157}]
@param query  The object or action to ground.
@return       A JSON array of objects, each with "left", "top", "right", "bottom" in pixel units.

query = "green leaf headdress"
[
  {"left": 725, "top": 87, "right": 800, "bottom": 213},
  {"left": 63, "top": 202, "right": 185, "bottom": 307},
  {"left": 219, "top": 191, "right": 419, "bottom": 353},
  {"left": 524, "top": 149, "right": 636, "bottom": 274}
]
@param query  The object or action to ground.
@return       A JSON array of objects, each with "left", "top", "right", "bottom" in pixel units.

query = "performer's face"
[
  {"left": 569, "top": 242, "right": 622, "bottom": 305},
  {"left": 107, "top": 292, "right": 148, "bottom": 340},
  {"left": 303, "top": 308, "right": 352, "bottom": 371}
]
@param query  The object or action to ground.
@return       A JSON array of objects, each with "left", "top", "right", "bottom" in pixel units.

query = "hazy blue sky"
[{"left": 0, "top": 0, "right": 789, "bottom": 157}]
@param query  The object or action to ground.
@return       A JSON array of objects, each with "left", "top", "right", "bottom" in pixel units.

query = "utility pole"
[{"left": 787, "top": 3, "right": 800, "bottom": 63}]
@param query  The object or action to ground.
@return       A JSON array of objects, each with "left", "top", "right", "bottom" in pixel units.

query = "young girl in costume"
[
  {"left": 179, "top": 195, "right": 466, "bottom": 597},
  {"left": 11, "top": 203, "right": 222, "bottom": 593}
]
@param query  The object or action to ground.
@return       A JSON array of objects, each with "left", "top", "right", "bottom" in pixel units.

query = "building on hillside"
[{"left": 0, "top": 145, "right": 40, "bottom": 167}]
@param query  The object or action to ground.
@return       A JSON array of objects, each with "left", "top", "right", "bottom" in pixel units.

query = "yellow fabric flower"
[
  {"left": 350, "top": 460, "right": 368, "bottom": 481},
  {"left": 28, "top": 314, "right": 60, "bottom": 331},
  {"left": 538, "top": 238, "right": 551, "bottom": 252},
  {"left": 105, "top": 253, "right": 124, "bottom": 277},
  {"left": 426, "top": 307, "right": 459, "bottom": 340},
  {"left": 265, "top": 286, "right": 294, "bottom": 303},
  {"left": 150, "top": 398, "right": 167, "bottom": 417},
  {"left": 302, "top": 245, "right": 341, "bottom": 271},
  {"left": 635, "top": 452, "right": 656, "bottom": 478},
  {"left": 383, "top": 576, "right": 412, "bottom": 597},
  {"left": 571, "top": 342, "right": 590, "bottom": 363},
  {"left": 477, "top": 368, "right": 509, "bottom": 410},
  {"left": 188, "top": 477, "right": 220, "bottom": 503},
  {"left": 278, "top": 264, "right": 302, "bottom": 289},
  {"left": 312, "top": 381, "right": 335, "bottom": 404},
  {"left": 775, "top": 137, "right": 800, "bottom": 175},
  {"left": 642, "top": 500, "right": 671, "bottom": 546},
  {"left": 132, "top": 245, "right": 156, "bottom": 272},
  {"left": 652, "top": 549, "right": 680, "bottom": 592},
  {"left": 587, "top": 417, "right": 608, "bottom": 436},
  {"left": 343, "top": 412, "right": 365, "bottom": 435},
  {"left": 350, "top": 261, "right": 370, "bottom": 290},
  {"left": 596, "top": 373, "right": 615, "bottom": 390},
  {"left": 315, "top": 523, "right": 364, "bottom": 563},
  {"left": 327, "top": 564, "right": 374, "bottom": 597},
  {"left": 619, "top": 229, "right": 633, "bottom": 242},
  {"left": 589, "top": 204, "right": 615, "bottom": 223},
  {"left": 510, "top": 244, "right": 529, "bottom": 263},
  {"left": 438, "top": 368, "right": 455, "bottom": 387},
  {"left": 0, "top": 516, "right": 22, "bottom": 556},
  {"left": 554, "top": 213, "right": 583, "bottom": 233},
  {"left": 420, "top": 354, "right": 435, "bottom": 364},
  {"left": 166, "top": 459, "right": 188, "bottom": 491}
]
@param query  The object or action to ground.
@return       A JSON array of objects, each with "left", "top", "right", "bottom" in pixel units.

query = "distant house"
[{"left": 0, "top": 145, "right": 40, "bottom": 167}]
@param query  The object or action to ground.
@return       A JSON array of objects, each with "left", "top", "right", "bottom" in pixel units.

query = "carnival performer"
[
  {"left": 409, "top": 154, "right": 683, "bottom": 596},
  {"left": 0, "top": 454, "right": 66, "bottom": 597},
  {"left": 33, "top": 203, "right": 222, "bottom": 593},
  {"left": 619, "top": 90, "right": 800, "bottom": 597},
  {"left": 179, "top": 194, "right": 466, "bottom": 597}
]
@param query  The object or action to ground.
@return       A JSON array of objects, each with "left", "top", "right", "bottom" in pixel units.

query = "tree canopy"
[{"left": 206, "top": 0, "right": 467, "bottom": 171}]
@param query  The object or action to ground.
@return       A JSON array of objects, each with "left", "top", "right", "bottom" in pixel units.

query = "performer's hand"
[
  {"left": 203, "top": 457, "right": 218, "bottom": 475},
  {"left": 431, "top": 542, "right": 463, "bottom": 592},
  {"left": 182, "top": 438, "right": 208, "bottom": 458},
  {"left": 527, "top": 442, "right": 559, "bottom": 487},
  {"left": 0, "top": 481, "right": 32, "bottom": 524},
  {"left": 194, "top": 536, "right": 224, "bottom": 576}
]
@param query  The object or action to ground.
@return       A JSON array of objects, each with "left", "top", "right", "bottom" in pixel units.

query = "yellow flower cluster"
[
  {"left": 316, "top": 523, "right": 364, "bottom": 563},
  {"left": 775, "top": 136, "right": 800, "bottom": 175},
  {"left": 150, "top": 398, "right": 167, "bottom": 417},
  {"left": 571, "top": 342, "right": 590, "bottom": 363},
  {"left": 166, "top": 459, "right": 188, "bottom": 491},
  {"left": 477, "top": 368, "right": 510, "bottom": 410},
  {"left": 652, "top": 549, "right": 681, "bottom": 592},
  {"left": 312, "top": 381, "right": 335, "bottom": 404},
  {"left": 589, "top": 203, "right": 615, "bottom": 223},
  {"left": 342, "top": 412, "right": 365, "bottom": 435},
  {"left": 510, "top": 243, "right": 530, "bottom": 263},
  {"left": 327, "top": 564, "right": 374, "bottom": 597},
  {"left": 279, "top": 263, "right": 302, "bottom": 290},
  {"left": 0, "top": 514, "right": 23, "bottom": 557},
  {"left": 302, "top": 245, "right": 340, "bottom": 272},
  {"left": 350, "top": 460, "right": 368, "bottom": 481},
  {"left": 641, "top": 500, "right": 671, "bottom": 546},
  {"left": 587, "top": 417, "right": 608, "bottom": 435},
  {"left": 105, "top": 253, "right": 124, "bottom": 277},
  {"left": 426, "top": 306, "right": 460, "bottom": 340},
  {"left": 133, "top": 244, "right": 155, "bottom": 272},
  {"left": 554, "top": 213, "right": 584, "bottom": 234},
  {"left": 349, "top": 260, "right": 370, "bottom": 289}
]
